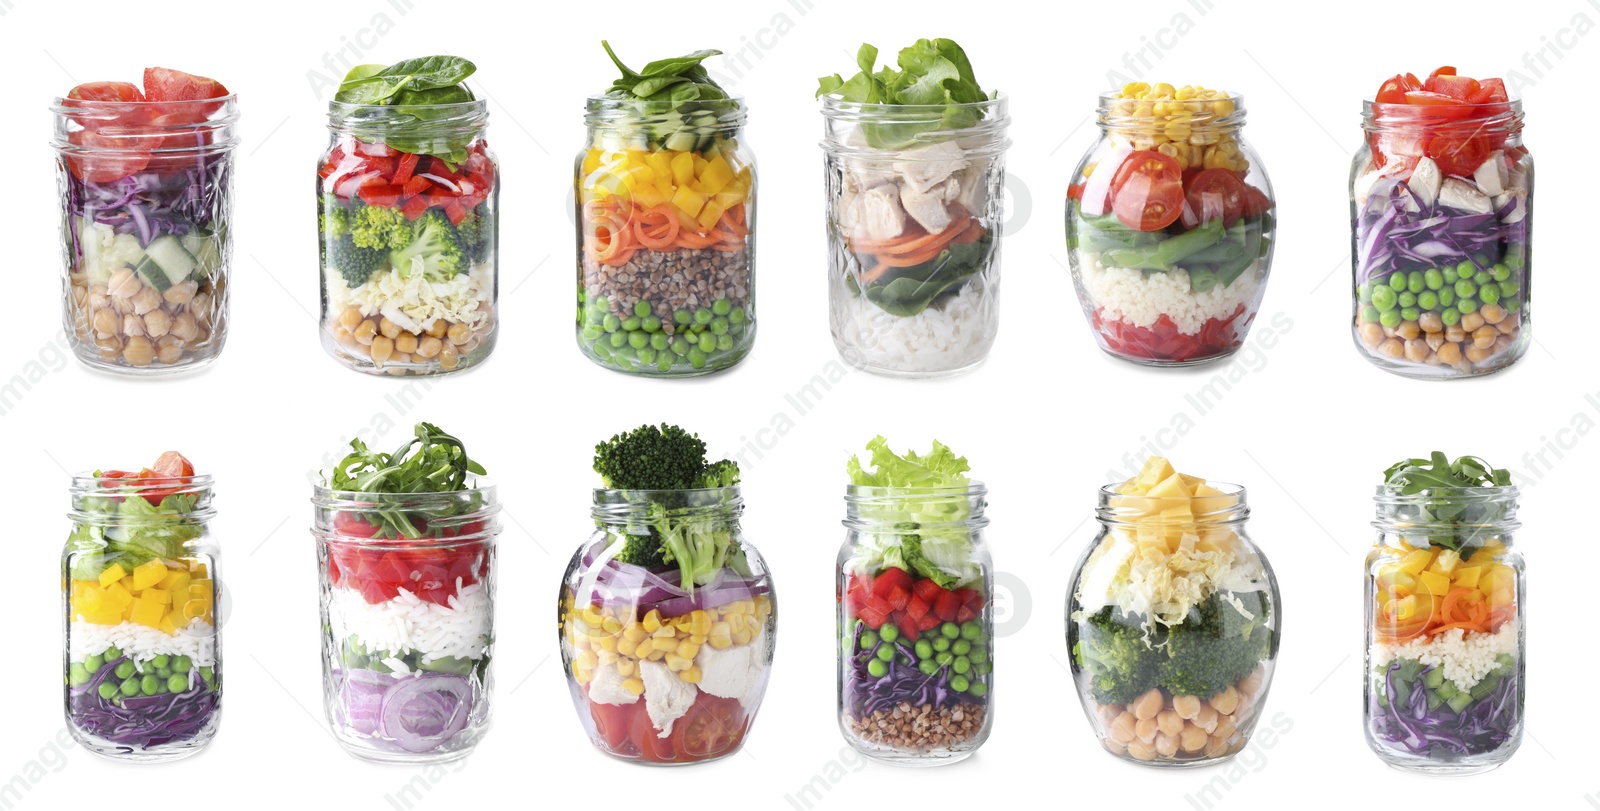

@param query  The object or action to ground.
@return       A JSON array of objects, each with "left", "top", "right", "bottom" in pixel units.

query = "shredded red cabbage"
[
  {"left": 64, "top": 153, "right": 229, "bottom": 252},
  {"left": 68, "top": 656, "right": 219, "bottom": 748},
  {"left": 1369, "top": 660, "right": 1519, "bottom": 759},
  {"left": 843, "top": 622, "right": 987, "bottom": 718},
  {"left": 1354, "top": 181, "right": 1527, "bottom": 285}
]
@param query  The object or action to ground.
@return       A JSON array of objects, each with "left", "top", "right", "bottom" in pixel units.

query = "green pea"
[
  {"left": 650, "top": 333, "right": 669, "bottom": 351},
  {"left": 1424, "top": 268, "right": 1444, "bottom": 290},
  {"left": 624, "top": 332, "right": 645, "bottom": 349},
  {"left": 120, "top": 677, "right": 140, "bottom": 697},
  {"left": 620, "top": 316, "right": 641, "bottom": 331},
  {"left": 716, "top": 334, "right": 734, "bottom": 352},
  {"left": 1499, "top": 280, "right": 1519, "bottom": 297},
  {"left": 918, "top": 659, "right": 939, "bottom": 676},
  {"left": 609, "top": 331, "right": 627, "bottom": 348},
  {"left": 68, "top": 663, "right": 90, "bottom": 686},
  {"left": 730, "top": 322, "right": 746, "bottom": 336},
  {"left": 952, "top": 639, "right": 972, "bottom": 655},
  {"left": 970, "top": 648, "right": 989, "bottom": 664},
  {"left": 104, "top": 646, "right": 122, "bottom": 662},
  {"left": 941, "top": 622, "right": 961, "bottom": 639},
  {"left": 657, "top": 355, "right": 673, "bottom": 372},
  {"left": 637, "top": 346, "right": 657, "bottom": 365},
  {"left": 590, "top": 340, "right": 613, "bottom": 360},
  {"left": 728, "top": 307, "right": 747, "bottom": 324},
  {"left": 1379, "top": 309, "right": 1401, "bottom": 329},
  {"left": 1388, "top": 271, "right": 1408, "bottom": 291},
  {"left": 1400, "top": 307, "right": 1421, "bottom": 322},
  {"left": 933, "top": 637, "right": 951, "bottom": 652},
  {"left": 592, "top": 295, "right": 608, "bottom": 310},
  {"left": 1438, "top": 288, "right": 1456, "bottom": 307},
  {"left": 641, "top": 316, "right": 662, "bottom": 333},
  {"left": 1492, "top": 264, "right": 1511, "bottom": 282},
  {"left": 969, "top": 681, "right": 988, "bottom": 698},
  {"left": 200, "top": 666, "right": 214, "bottom": 685},
  {"left": 953, "top": 657, "right": 971, "bottom": 674},
  {"left": 634, "top": 301, "right": 652, "bottom": 318},
  {"left": 1506, "top": 254, "right": 1525, "bottom": 271},
  {"left": 140, "top": 674, "right": 161, "bottom": 695},
  {"left": 935, "top": 652, "right": 955, "bottom": 666},
  {"left": 710, "top": 317, "right": 729, "bottom": 336},
  {"left": 961, "top": 622, "right": 982, "bottom": 640},
  {"left": 1407, "top": 271, "right": 1425, "bottom": 294},
  {"left": 1417, "top": 292, "right": 1438, "bottom": 311},
  {"left": 915, "top": 640, "right": 934, "bottom": 659},
  {"left": 1507, "top": 297, "right": 1522, "bottom": 313},
  {"left": 581, "top": 325, "right": 604, "bottom": 341},
  {"left": 1443, "top": 267, "right": 1459, "bottom": 284},
  {"left": 694, "top": 307, "right": 713, "bottom": 325},
  {"left": 688, "top": 348, "right": 707, "bottom": 369},
  {"left": 867, "top": 659, "right": 888, "bottom": 678},
  {"left": 950, "top": 675, "right": 971, "bottom": 692},
  {"left": 1440, "top": 308, "right": 1461, "bottom": 326},
  {"left": 167, "top": 674, "right": 189, "bottom": 693},
  {"left": 156, "top": 666, "right": 172, "bottom": 678},
  {"left": 1371, "top": 286, "right": 1398, "bottom": 311},
  {"left": 172, "top": 655, "right": 192, "bottom": 673},
  {"left": 114, "top": 661, "right": 136, "bottom": 679},
  {"left": 84, "top": 653, "right": 104, "bottom": 672},
  {"left": 671, "top": 337, "right": 690, "bottom": 356},
  {"left": 1360, "top": 305, "right": 1380, "bottom": 323},
  {"left": 1480, "top": 284, "right": 1500, "bottom": 305},
  {"left": 1357, "top": 282, "right": 1373, "bottom": 303},
  {"left": 879, "top": 623, "right": 899, "bottom": 643},
  {"left": 95, "top": 681, "right": 117, "bottom": 700},
  {"left": 603, "top": 314, "right": 620, "bottom": 332},
  {"left": 1472, "top": 271, "right": 1491, "bottom": 286},
  {"left": 861, "top": 630, "right": 879, "bottom": 649},
  {"left": 1397, "top": 291, "right": 1416, "bottom": 308},
  {"left": 1456, "top": 260, "right": 1476, "bottom": 278},
  {"left": 1458, "top": 298, "right": 1478, "bottom": 314},
  {"left": 697, "top": 333, "right": 716, "bottom": 353},
  {"left": 673, "top": 309, "right": 691, "bottom": 325},
  {"left": 1455, "top": 279, "right": 1477, "bottom": 298},
  {"left": 712, "top": 298, "right": 732, "bottom": 316}
]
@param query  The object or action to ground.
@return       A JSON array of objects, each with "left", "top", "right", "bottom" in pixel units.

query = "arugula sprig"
[
  {"left": 329, "top": 422, "right": 486, "bottom": 539},
  {"left": 1382, "top": 452, "right": 1513, "bottom": 552}
]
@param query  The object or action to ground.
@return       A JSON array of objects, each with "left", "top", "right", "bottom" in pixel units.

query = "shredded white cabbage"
[
  {"left": 1075, "top": 528, "right": 1266, "bottom": 639},
  {"left": 328, "top": 263, "right": 493, "bottom": 332}
]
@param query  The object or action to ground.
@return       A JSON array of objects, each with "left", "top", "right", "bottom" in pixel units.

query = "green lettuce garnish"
[
  {"left": 848, "top": 436, "right": 978, "bottom": 588},
  {"left": 816, "top": 39, "right": 994, "bottom": 149},
  {"left": 66, "top": 491, "right": 203, "bottom": 581}
]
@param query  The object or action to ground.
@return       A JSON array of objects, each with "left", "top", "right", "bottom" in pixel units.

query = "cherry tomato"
[
  {"left": 1108, "top": 151, "right": 1184, "bottom": 232},
  {"left": 1240, "top": 185, "right": 1273, "bottom": 219},
  {"left": 1184, "top": 169, "right": 1248, "bottom": 226},
  {"left": 1373, "top": 73, "right": 1421, "bottom": 104},
  {"left": 1426, "top": 132, "right": 1492, "bottom": 178},
  {"left": 672, "top": 694, "right": 747, "bottom": 760},
  {"left": 629, "top": 701, "right": 678, "bottom": 763},
  {"left": 64, "top": 130, "right": 151, "bottom": 182},
  {"left": 589, "top": 697, "right": 635, "bottom": 753},
  {"left": 150, "top": 451, "right": 195, "bottom": 479}
]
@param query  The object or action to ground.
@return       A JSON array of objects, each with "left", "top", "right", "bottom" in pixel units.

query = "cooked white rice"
[
  {"left": 1078, "top": 251, "right": 1261, "bottom": 335},
  {"left": 69, "top": 619, "right": 216, "bottom": 666},
  {"left": 831, "top": 282, "right": 997, "bottom": 373},
  {"left": 329, "top": 580, "right": 490, "bottom": 662}
]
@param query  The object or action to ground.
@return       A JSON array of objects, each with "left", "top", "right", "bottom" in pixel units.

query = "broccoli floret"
[
  {"left": 351, "top": 203, "right": 414, "bottom": 252},
  {"left": 320, "top": 200, "right": 350, "bottom": 241},
  {"left": 612, "top": 532, "right": 667, "bottom": 568},
  {"left": 330, "top": 235, "right": 388, "bottom": 288},
  {"left": 593, "top": 424, "right": 712, "bottom": 491},
  {"left": 453, "top": 203, "right": 494, "bottom": 265},
  {"left": 388, "top": 210, "right": 463, "bottom": 282},
  {"left": 1074, "top": 606, "right": 1162, "bottom": 705},
  {"left": 1157, "top": 591, "right": 1273, "bottom": 699},
  {"left": 696, "top": 459, "right": 741, "bottom": 489}
]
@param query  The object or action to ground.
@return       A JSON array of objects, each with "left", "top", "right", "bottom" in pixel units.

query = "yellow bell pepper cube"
[
  {"left": 160, "top": 571, "right": 191, "bottom": 596},
  {"left": 104, "top": 582, "right": 134, "bottom": 611},
  {"left": 646, "top": 151, "right": 674, "bottom": 181},
  {"left": 1417, "top": 570, "right": 1451, "bottom": 597},
  {"left": 181, "top": 599, "right": 209, "bottom": 621},
  {"left": 697, "top": 201, "right": 726, "bottom": 231},
  {"left": 159, "top": 614, "right": 178, "bottom": 635},
  {"left": 130, "top": 599, "right": 165, "bottom": 628},
  {"left": 691, "top": 154, "right": 709, "bottom": 176},
  {"left": 633, "top": 183, "right": 668, "bottom": 209},
  {"left": 672, "top": 185, "right": 707, "bottom": 218},
  {"left": 142, "top": 588, "right": 172, "bottom": 606},
  {"left": 1452, "top": 566, "right": 1482, "bottom": 589},
  {"left": 1398, "top": 549, "right": 1434, "bottom": 576},
  {"left": 99, "top": 563, "right": 128, "bottom": 588},
  {"left": 699, "top": 155, "right": 734, "bottom": 194},
  {"left": 132, "top": 559, "right": 169, "bottom": 591},
  {"left": 582, "top": 148, "right": 604, "bottom": 175},
  {"left": 670, "top": 152, "right": 695, "bottom": 186},
  {"left": 1429, "top": 549, "right": 1460, "bottom": 575},
  {"left": 713, "top": 190, "right": 745, "bottom": 211}
]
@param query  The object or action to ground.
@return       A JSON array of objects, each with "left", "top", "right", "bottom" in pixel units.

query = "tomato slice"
[
  {"left": 1424, "top": 74, "right": 1480, "bottom": 102},
  {"left": 1108, "top": 151, "right": 1184, "bottom": 232},
  {"left": 1468, "top": 78, "right": 1509, "bottom": 105},
  {"left": 1240, "top": 185, "right": 1273, "bottom": 219},
  {"left": 1373, "top": 73, "right": 1422, "bottom": 104},
  {"left": 1426, "top": 132, "right": 1491, "bottom": 178},
  {"left": 1184, "top": 169, "right": 1248, "bottom": 226},
  {"left": 1428, "top": 66, "right": 1457, "bottom": 80},
  {"left": 629, "top": 701, "right": 678, "bottom": 762},
  {"left": 150, "top": 451, "right": 195, "bottom": 478},
  {"left": 588, "top": 697, "right": 635, "bottom": 752},
  {"left": 672, "top": 695, "right": 747, "bottom": 760},
  {"left": 68, "top": 82, "right": 146, "bottom": 103}
]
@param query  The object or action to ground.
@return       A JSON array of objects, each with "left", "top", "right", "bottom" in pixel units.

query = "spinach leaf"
[
  {"left": 335, "top": 56, "right": 476, "bottom": 105},
  {"left": 602, "top": 41, "right": 725, "bottom": 101},
  {"left": 861, "top": 234, "right": 993, "bottom": 317}
]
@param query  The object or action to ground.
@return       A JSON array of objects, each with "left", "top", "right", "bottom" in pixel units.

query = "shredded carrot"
[
  {"left": 580, "top": 197, "right": 749, "bottom": 260},
  {"left": 1429, "top": 621, "right": 1487, "bottom": 635},
  {"left": 632, "top": 205, "right": 681, "bottom": 250}
]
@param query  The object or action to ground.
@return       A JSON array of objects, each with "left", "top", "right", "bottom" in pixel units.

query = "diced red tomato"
[
  {"left": 858, "top": 606, "right": 888, "bottom": 629},
  {"left": 933, "top": 590, "right": 961, "bottom": 622},
  {"left": 332, "top": 512, "right": 382, "bottom": 538},
  {"left": 1094, "top": 304, "right": 1253, "bottom": 363},
  {"left": 954, "top": 588, "right": 984, "bottom": 609},
  {"left": 1426, "top": 131, "right": 1491, "bottom": 178},
  {"left": 865, "top": 593, "right": 892, "bottom": 616},
  {"left": 904, "top": 595, "right": 931, "bottom": 621},
  {"left": 589, "top": 696, "right": 634, "bottom": 751},
  {"left": 64, "top": 130, "right": 151, "bottom": 182},
  {"left": 1427, "top": 66, "right": 1457, "bottom": 80},
  {"left": 402, "top": 174, "right": 433, "bottom": 198},
  {"left": 150, "top": 451, "right": 195, "bottom": 478},
  {"left": 630, "top": 701, "right": 678, "bottom": 762},
  {"left": 1468, "top": 78, "right": 1508, "bottom": 105},
  {"left": 143, "top": 67, "right": 229, "bottom": 102},
  {"left": 68, "top": 81, "right": 146, "bottom": 103},
  {"left": 896, "top": 613, "right": 920, "bottom": 643},
  {"left": 872, "top": 567, "right": 912, "bottom": 597},
  {"left": 1424, "top": 74, "right": 1480, "bottom": 102},
  {"left": 1373, "top": 73, "right": 1422, "bottom": 104},
  {"left": 886, "top": 585, "right": 911, "bottom": 612},
  {"left": 956, "top": 606, "right": 977, "bottom": 624},
  {"left": 916, "top": 614, "right": 941, "bottom": 632},
  {"left": 911, "top": 578, "right": 943, "bottom": 603},
  {"left": 1067, "top": 183, "right": 1085, "bottom": 201}
]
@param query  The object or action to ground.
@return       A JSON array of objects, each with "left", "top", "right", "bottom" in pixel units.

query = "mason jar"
[
  {"left": 1067, "top": 471, "right": 1279, "bottom": 765},
  {"left": 820, "top": 95, "right": 1009, "bottom": 378},
  {"left": 575, "top": 97, "right": 757, "bottom": 376},
  {"left": 1066, "top": 84, "right": 1276, "bottom": 366},
  {"left": 559, "top": 487, "right": 775, "bottom": 763},
  {"left": 318, "top": 100, "right": 499, "bottom": 375},
  {"left": 54, "top": 95, "right": 238, "bottom": 374},
  {"left": 63, "top": 474, "right": 221, "bottom": 761},
  {"left": 1365, "top": 485, "right": 1524, "bottom": 773},
  {"left": 312, "top": 483, "right": 499, "bottom": 762},
  {"left": 1351, "top": 98, "right": 1531, "bottom": 377},
  {"left": 837, "top": 484, "right": 993, "bottom": 764}
]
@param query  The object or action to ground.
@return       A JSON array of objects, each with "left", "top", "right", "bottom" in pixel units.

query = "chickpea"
[
  {"left": 1445, "top": 325, "right": 1467, "bottom": 343},
  {"left": 1109, "top": 711, "right": 1138, "bottom": 744},
  {"left": 1471, "top": 325, "right": 1497, "bottom": 349},
  {"left": 122, "top": 314, "right": 145, "bottom": 338},
  {"left": 93, "top": 333, "right": 122, "bottom": 355},
  {"left": 1466, "top": 345, "right": 1495, "bottom": 364},
  {"left": 386, "top": 354, "right": 412, "bottom": 376},
  {"left": 339, "top": 307, "right": 363, "bottom": 330},
  {"left": 131, "top": 287, "right": 161, "bottom": 315},
  {"left": 108, "top": 268, "right": 141, "bottom": 298},
  {"left": 1437, "top": 341, "right": 1463, "bottom": 365},
  {"left": 1496, "top": 318, "right": 1519, "bottom": 336},
  {"left": 1418, "top": 311, "right": 1443, "bottom": 333},
  {"left": 1479, "top": 303, "right": 1507, "bottom": 324},
  {"left": 1214, "top": 716, "right": 1238, "bottom": 741},
  {"left": 379, "top": 317, "right": 402, "bottom": 339},
  {"left": 370, "top": 335, "right": 394, "bottom": 367},
  {"left": 1404, "top": 339, "right": 1429, "bottom": 363},
  {"left": 1194, "top": 705, "right": 1219, "bottom": 734},
  {"left": 110, "top": 295, "right": 133, "bottom": 315},
  {"left": 1425, "top": 332, "right": 1446, "bottom": 351},
  {"left": 332, "top": 324, "right": 359, "bottom": 349},
  {"left": 1132, "top": 688, "right": 1164, "bottom": 720},
  {"left": 155, "top": 335, "right": 185, "bottom": 365},
  {"left": 1134, "top": 717, "right": 1159, "bottom": 744},
  {"left": 1155, "top": 732, "right": 1180, "bottom": 758},
  {"left": 92, "top": 308, "right": 119, "bottom": 336},
  {"left": 439, "top": 341, "right": 460, "bottom": 371},
  {"left": 395, "top": 332, "right": 419, "bottom": 354},
  {"left": 88, "top": 284, "right": 110, "bottom": 311},
  {"left": 1210, "top": 685, "right": 1240, "bottom": 716},
  {"left": 1097, "top": 704, "right": 1122, "bottom": 725},
  {"left": 170, "top": 312, "right": 200, "bottom": 343},
  {"left": 1460, "top": 311, "right": 1485, "bottom": 333},
  {"left": 1237, "top": 666, "right": 1265, "bottom": 699},
  {"left": 459, "top": 337, "right": 480, "bottom": 354},
  {"left": 1157, "top": 709, "right": 1184, "bottom": 737},
  {"left": 163, "top": 280, "right": 198, "bottom": 306},
  {"left": 144, "top": 309, "right": 171, "bottom": 338},
  {"left": 354, "top": 320, "right": 378, "bottom": 346},
  {"left": 1126, "top": 739, "right": 1158, "bottom": 761},
  {"left": 425, "top": 319, "right": 448, "bottom": 339},
  {"left": 1172, "top": 694, "right": 1202, "bottom": 720},
  {"left": 122, "top": 336, "right": 154, "bottom": 366},
  {"left": 415, "top": 336, "right": 443, "bottom": 359},
  {"left": 446, "top": 322, "right": 472, "bottom": 345},
  {"left": 1179, "top": 724, "right": 1209, "bottom": 753},
  {"left": 1377, "top": 338, "right": 1404, "bottom": 359},
  {"left": 1357, "top": 322, "right": 1384, "bottom": 348},
  {"left": 1101, "top": 739, "right": 1128, "bottom": 757},
  {"left": 1204, "top": 735, "right": 1231, "bottom": 759},
  {"left": 1395, "top": 321, "right": 1420, "bottom": 340}
]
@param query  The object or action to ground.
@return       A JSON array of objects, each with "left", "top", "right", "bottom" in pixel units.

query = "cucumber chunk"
[{"left": 135, "top": 235, "right": 198, "bottom": 292}]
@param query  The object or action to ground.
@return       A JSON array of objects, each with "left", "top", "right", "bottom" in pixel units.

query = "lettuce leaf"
[{"left": 847, "top": 437, "right": 978, "bottom": 587}]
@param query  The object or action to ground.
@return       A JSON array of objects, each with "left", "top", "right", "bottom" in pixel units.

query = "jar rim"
[
  {"left": 819, "top": 91, "right": 1007, "bottom": 114},
  {"left": 845, "top": 482, "right": 987, "bottom": 498},
  {"left": 72, "top": 473, "right": 216, "bottom": 492},
  {"left": 1096, "top": 481, "right": 1248, "bottom": 526},
  {"left": 53, "top": 94, "right": 240, "bottom": 109},
  {"left": 313, "top": 477, "right": 496, "bottom": 502},
  {"left": 1373, "top": 483, "right": 1520, "bottom": 499},
  {"left": 328, "top": 98, "right": 487, "bottom": 114}
]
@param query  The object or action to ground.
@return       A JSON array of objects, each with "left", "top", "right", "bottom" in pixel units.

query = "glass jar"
[
  {"left": 1351, "top": 100, "right": 1531, "bottom": 377},
  {"left": 837, "top": 485, "right": 993, "bottom": 764},
  {"left": 54, "top": 96, "right": 238, "bottom": 374},
  {"left": 559, "top": 487, "right": 775, "bottom": 764},
  {"left": 1066, "top": 87, "right": 1276, "bottom": 366},
  {"left": 1365, "top": 486, "right": 1523, "bottom": 773},
  {"left": 1067, "top": 473, "right": 1279, "bottom": 766},
  {"left": 63, "top": 474, "right": 221, "bottom": 761},
  {"left": 820, "top": 95, "right": 1009, "bottom": 378},
  {"left": 312, "top": 483, "right": 499, "bottom": 762},
  {"left": 575, "top": 97, "right": 757, "bottom": 376},
  {"left": 318, "top": 101, "right": 499, "bottom": 376}
]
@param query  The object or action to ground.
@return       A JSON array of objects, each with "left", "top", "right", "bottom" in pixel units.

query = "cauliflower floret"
[{"left": 79, "top": 221, "right": 145, "bottom": 286}]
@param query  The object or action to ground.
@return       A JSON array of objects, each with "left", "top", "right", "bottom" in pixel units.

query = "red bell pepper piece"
[
  {"left": 392, "top": 152, "right": 421, "bottom": 185},
  {"left": 933, "top": 590, "right": 961, "bottom": 622}
]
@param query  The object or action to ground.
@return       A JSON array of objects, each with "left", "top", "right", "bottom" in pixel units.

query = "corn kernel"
[
  {"left": 648, "top": 648, "right": 668, "bottom": 661},
  {"left": 733, "top": 630, "right": 753, "bottom": 646},
  {"left": 665, "top": 653, "right": 689, "bottom": 672},
  {"left": 677, "top": 641, "right": 700, "bottom": 660},
  {"left": 689, "top": 634, "right": 707, "bottom": 646},
  {"left": 618, "top": 637, "right": 639, "bottom": 658},
  {"left": 580, "top": 608, "right": 604, "bottom": 628},
  {"left": 623, "top": 625, "right": 647, "bottom": 643},
  {"left": 622, "top": 677, "right": 645, "bottom": 696},
  {"left": 617, "top": 659, "right": 636, "bottom": 677},
  {"left": 680, "top": 666, "right": 703, "bottom": 684},
  {"left": 597, "top": 637, "right": 617, "bottom": 654},
  {"left": 642, "top": 610, "right": 662, "bottom": 633},
  {"left": 597, "top": 649, "right": 618, "bottom": 666},
  {"left": 601, "top": 617, "right": 622, "bottom": 634},
  {"left": 709, "top": 635, "right": 732, "bottom": 650},
  {"left": 653, "top": 625, "right": 677, "bottom": 640},
  {"left": 634, "top": 639, "right": 653, "bottom": 658},
  {"left": 1121, "top": 82, "right": 1150, "bottom": 97}
]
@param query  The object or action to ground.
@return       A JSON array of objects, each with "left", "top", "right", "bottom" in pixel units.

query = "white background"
[{"left": 2, "top": 0, "right": 1597, "bottom": 807}]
